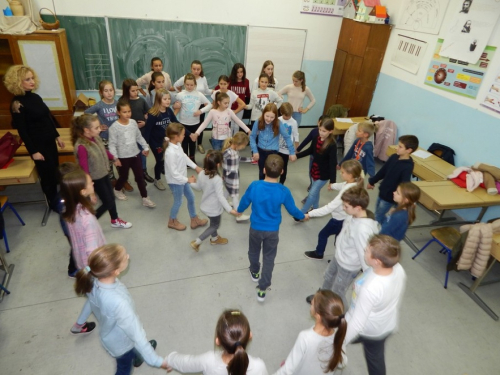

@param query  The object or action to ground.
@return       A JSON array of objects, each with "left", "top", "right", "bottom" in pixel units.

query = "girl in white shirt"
[
  {"left": 164, "top": 122, "right": 207, "bottom": 231},
  {"left": 166, "top": 309, "right": 268, "bottom": 375},
  {"left": 194, "top": 92, "right": 250, "bottom": 150},
  {"left": 253, "top": 60, "right": 278, "bottom": 91},
  {"left": 175, "top": 73, "right": 212, "bottom": 162},
  {"left": 274, "top": 290, "right": 346, "bottom": 375},
  {"left": 247, "top": 74, "right": 283, "bottom": 123},
  {"left": 136, "top": 57, "right": 172, "bottom": 96},
  {"left": 278, "top": 71, "right": 316, "bottom": 126}
]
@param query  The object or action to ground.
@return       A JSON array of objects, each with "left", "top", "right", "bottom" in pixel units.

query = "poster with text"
[
  {"left": 300, "top": 0, "right": 345, "bottom": 17},
  {"left": 424, "top": 38, "right": 496, "bottom": 99},
  {"left": 481, "top": 69, "right": 500, "bottom": 114}
]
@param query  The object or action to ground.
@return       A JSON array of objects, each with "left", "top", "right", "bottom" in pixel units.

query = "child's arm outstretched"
[
  {"left": 283, "top": 189, "right": 305, "bottom": 220},
  {"left": 345, "top": 286, "right": 378, "bottom": 345},
  {"left": 194, "top": 110, "right": 215, "bottom": 135},
  {"left": 229, "top": 110, "right": 251, "bottom": 133},
  {"left": 364, "top": 142, "right": 375, "bottom": 178},
  {"left": 166, "top": 351, "right": 215, "bottom": 374},
  {"left": 297, "top": 128, "right": 316, "bottom": 152},
  {"left": 307, "top": 191, "right": 344, "bottom": 219},
  {"left": 273, "top": 331, "right": 309, "bottom": 375},
  {"left": 214, "top": 177, "right": 238, "bottom": 216}
]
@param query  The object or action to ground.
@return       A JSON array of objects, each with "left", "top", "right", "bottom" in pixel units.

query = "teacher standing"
[{"left": 3, "top": 65, "right": 65, "bottom": 210}]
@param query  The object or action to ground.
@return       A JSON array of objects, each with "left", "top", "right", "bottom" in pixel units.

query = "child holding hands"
[{"left": 339, "top": 121, "right": 375, "bottom": 178}]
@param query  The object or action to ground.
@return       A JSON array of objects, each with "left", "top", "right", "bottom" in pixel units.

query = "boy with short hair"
[
  {"left": 339, "top": 121, "right": 375, "bottom": 177},
  {"left": 305, "top": 186, "right": 379, "bottom": 305},
  {"left": 367, "top": 135, "right": 419, "bottom": 224},
  {"left": 345, "top": 234, "right": 407, "bottom": 375},
  {"left": 237, "top": 154, "right": 305, "bottom": 302},
  {"left": 277, "top": 102, "right": 299, "bottom": 185}
]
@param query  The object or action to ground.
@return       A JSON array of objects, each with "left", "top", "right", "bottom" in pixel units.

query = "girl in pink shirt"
[{"left": 194, "top": 92, "right": 250, "bottom": 150}]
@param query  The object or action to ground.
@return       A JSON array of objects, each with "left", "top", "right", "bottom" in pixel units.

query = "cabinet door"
[
  {"left": 324, "top": 49, "right": 347, "bottom": 112},
  {"left": 339, "top": 19, "right": 370, "bottom": 57},
  {"left": 336, "top": 54, "right": 363, "bottom": 111}
]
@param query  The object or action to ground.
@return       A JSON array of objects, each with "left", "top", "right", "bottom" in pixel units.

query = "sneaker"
[
  {"left": 190, "top": 240, "right": 201, "bottom": 252},
  {"left": 198, "top": 144, "right": 205, "bottom": 154},
  {"left": 306, "top": 294, "right": 314, "bottom": 304},
  {"left": 210, "top": 236, "right": 228, "bottom": 245},
  {"left": 236, "top": 214, "right": 250, "bottom": 222},
  {"left": 256, "top": 287, "right": 266, "bottom": 302},
  {"left": 251, "top": 160, "right": 258, "bottom": 165},
  {"left": 293, "top": 217, "right": 302, "bottom": 223},
  {"left": 143, "top": 170, "right": 154, "bottom": 183},
  {"left": 70, "top": 322, "right": 96, "bottom": 335},
  {"left": 114, "top": 189, "right": 127, "bottom": 200},
  {"left": 134, "top": 340, "right": 157, "bottom": 367},
  {"left": 304, "top": 251, "right": 323, "bottom": 260},
  {"left": 249, "top": 269, "right": 260, "bottom": 282},
  {"left": 111, "top": 218, "right": 132, "bottom": 229},
  {"left": 123, "top": 181, "right": 134, "bottom": 192},
  {"left": 154, "top": 179, "right": 166, "bottom": 191},
  {"left": 142, "top": 197, "right": 156, "bottom": 208}
]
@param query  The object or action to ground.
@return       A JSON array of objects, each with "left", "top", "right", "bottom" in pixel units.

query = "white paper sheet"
[
  {"left": 336, "top": 118, "right": 353, "bottom": 123},
  {"left": 412, "top": 150, "right": 433, "bottom": 159}
]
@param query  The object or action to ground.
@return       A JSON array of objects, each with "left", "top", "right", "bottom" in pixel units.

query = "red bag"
[{"left": 0, "top": 132, "right": 23, "bottom": 168}]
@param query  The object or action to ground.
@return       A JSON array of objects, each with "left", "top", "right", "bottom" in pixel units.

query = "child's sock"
[{"left": 195, "top": 238, "right": 202, "bottom": 245}]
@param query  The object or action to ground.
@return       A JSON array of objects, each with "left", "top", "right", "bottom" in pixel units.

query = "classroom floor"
[{"left": 1, "top": 129, "right": 500, "bottom": 375}]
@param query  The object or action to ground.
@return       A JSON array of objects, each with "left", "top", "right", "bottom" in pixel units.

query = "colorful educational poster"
[
  {"left": 481, "top": 69, "right": 500, "bottom": 114},
  {"left": 424, "top": 39, "right": 495, "bottom": 99},
  {"left": 300, "top": 0, "right": 345, "bottom": 17}
]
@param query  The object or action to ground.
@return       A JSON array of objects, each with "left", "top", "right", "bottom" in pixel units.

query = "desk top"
[
  {"left": 0, "top": 156, "right": 38, "bottom": 185},
  {"left": 333, "top": 117, "right": 368, "bottom": 133},
  {"left": 0, "top": 128, "right": 73, "bottom": 155}
]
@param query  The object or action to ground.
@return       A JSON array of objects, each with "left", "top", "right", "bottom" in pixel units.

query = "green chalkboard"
[
  {"left": 41, "top": 15, "right": 112, "bottom": 90},
  {"left": 107, "top": 18, "right": 246, "bottom": 88}
]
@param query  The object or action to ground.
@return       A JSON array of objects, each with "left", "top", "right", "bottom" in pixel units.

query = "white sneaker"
[
  {"left": 142, "top": 197, "right": 156, "bottom": 208},
  {"left": 154, "top": 179, "right": 166, "bottom": 190},
  {"left": 110, "top": 218, "right": 133, "bottom": 229},
  {"left": 114, "top": 189, "right": 127, "bottom": 200},
  {"left": 236, "top": 214, "right": 250, "bottom": 222}
]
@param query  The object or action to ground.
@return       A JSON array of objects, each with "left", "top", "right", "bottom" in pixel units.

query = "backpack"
[{"left": 427, "top": 143, "right": 455, "bottom": 165}]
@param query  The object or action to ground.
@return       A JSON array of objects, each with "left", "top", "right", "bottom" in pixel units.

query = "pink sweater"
[{"left": 196, "top": 109, "right": 250, "bottom": 140}]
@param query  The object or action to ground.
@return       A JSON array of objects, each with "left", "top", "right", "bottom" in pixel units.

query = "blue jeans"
[
  {"left": 315, "top": 218, "right": 344, "bottom": 256},
  {"left": 322, "top": 257, "right": 359, "bottom": 307},
  {"left": 115, "top": 348, "right": 136, "bottom": 375},
  {"left": 168, "top": 183, "right": 196, "bottom": 219},
  {"left": 209, "top": 138, "right": 224, "bottom": 151},
  {"left": 375, "top": 197, "right": 396, "bottom": 225},
  {"left": 248, "top": 228, "right": 279, "bottom": 290},
  {"left": 292, "top": 111, "right": 302, "bottom": 126},
  {"left": 301, "top": 179, "right": 328, "bottom": 213}
]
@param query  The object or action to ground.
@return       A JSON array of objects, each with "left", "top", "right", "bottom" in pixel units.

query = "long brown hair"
[
  {"left": 340, "top": 159, "right": 364, "bottom": 188},
  {"left": 74, "top": 244, "right": 128, "bottom": 295},
  {"left": 260, "top": 60, "right": 275, "bottom": 85},
  {"left": 203, "top": 150, "right": 222, "bottom": 178},
  {"left": 191, "top": 60, "right": 204, "bottom": 77},
  {"left": 293, "top": 70, "right": 306, "bottom": 92},
  {"left": 215, "top": 310, "right": 251, "bottom": 375},
  {"left": 61, "top": 167, "right": 95, "bottom": 223},
  {"left": 394, "top": 182, "right": 420, "bottom": 224},
  {"left": 149, "top": 89, "right": 170, "bottom": 117},
  {"left": 148, "top": 72, "right": 164, "bottom": 95},
  {"left": 318, "top": 118, "right": 336, "bottom": 154},
  {"left": 71, "top": 114, "right": 99, "bottom": 145},
  {"left": 229, "top": 63, "right": 246, "bottom": 84},
  {"left": 121, "top": 78, "right": 138, "bottom": 101},
  {"left": 312, "top": 290, "right": 347, "bottom": 372},
  {"left": 257, "top": 103, "right": 279, "bottom": 136}
]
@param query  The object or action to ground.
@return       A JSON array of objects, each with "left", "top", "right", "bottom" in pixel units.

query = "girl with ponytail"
[
  {"left": 274, "top": 290, "right": 346, "bottom": 374},
  {"left": 166, "top": 309, "right": 268, "bottom": 374}
]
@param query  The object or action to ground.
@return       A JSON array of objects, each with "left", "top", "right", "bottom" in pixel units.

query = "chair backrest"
[
  {"left": 0, "top": 196, "right": 7, "bottom": 211},
  {"left": 373, "top": 120, "right": 398, "bottom": 162}
]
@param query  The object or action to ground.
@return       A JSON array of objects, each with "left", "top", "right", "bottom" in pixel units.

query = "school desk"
[
  {"left": 458, "top": 233, "right": 500, "bottom": 320},
  {"left": 0, "top": 157, "right": 51, "bottom": 226},
  {"left": 0, "top": 128, "right": 75, "bottom": 163},
  {"left": 332, "top": 116, "right": 368, "bottom": 136}
]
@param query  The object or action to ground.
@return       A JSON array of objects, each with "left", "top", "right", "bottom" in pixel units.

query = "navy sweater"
[
  {"left": 340, "top": 138, "right": 375, "bottom": 177},
  {"left": 368, "top": 154, "right": 414, "bottom": 203},
  {"left": 380, "top": 209, "right": 409, "bottom": 241}
]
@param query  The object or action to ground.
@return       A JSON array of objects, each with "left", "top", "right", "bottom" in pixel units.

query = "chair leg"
[
  {"left": 3, "top": 230, "right": 9, "bottom": 253},
  {"left": 7, "top": 202, "right": 25, "bottom": 226},
  {"left": 444, "top": 250, "right": 453, "bottom": 289},
  {"left": 0, "top": 283, "right": 10, "bottom": 294},
  {"left": 412, "top": 239, "right": 435, "bottom": 260}
]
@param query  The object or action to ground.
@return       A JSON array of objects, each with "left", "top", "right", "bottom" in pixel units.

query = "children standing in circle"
[
  {"left": 228, "top": 63, "right": 251, "bottom": 121},
  {"left": 166, "top": 309, "right": 268, "bottom": 374},
  {"left": 175, "top": 73, "right": 212, "bottom": 162},
  {"left": 213, "top": 74, "right": 246, "bottom": 135},
  {"left": 164, "top": 122, "right": 208, "bottom": 231},
  {"left": 296, "top": 118, "right": 337, "bottom": 215},
  {"left": 247, "top": 74, "right": 283, "bottom": 125},
  {"left": 250, "top": 103, "right": 296, "bottom": 180},
  {"left": 120, "top": 78, "right": 152, "bottom": 183},
  {"left": 275, "top": 290, "right": 346, "bottom": 375},
  {"left": 253, "top": 60, "right": 278, "bottom": 91},
  {"left": 194, "top": 92, "right": 250, "bottom": 151},
  {"left": 72, "top": 114, "right": 132, "bottom": 228},
  {"left": 278, "top": 71, "right": 316, "bottom": 126},
  {"left": 136, "top": 56, "right": 172, "bottom": 95},
  {"left": 303, "top": 160, "right": 363, "bottom": 260},
  {"left": 74, "top": 244, "right": 168, "bottom": 373},
  {"left": 380, "top": 182, "right": 420, "bottom": 241},
  {"left": 222, "top": 133, "right": 252, "bottom": 223},
  {"left": 190, "top": 150, "right": 238, "bottom": 251},
  {"left": 109, "top": 99, "right": 156, "bottom": 208},
  {"left": 277, "top": 102, "right": 299, "bottom": 185},
  {"left": 174, "top": 60, "right": 212, "bottom": 154},
  {"left": 146, "top": 72, "right": 166, "bottom": 108}
]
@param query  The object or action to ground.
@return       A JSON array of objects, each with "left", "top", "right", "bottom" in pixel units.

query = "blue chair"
[
  {"left": 412, "top": 227, "right": 461, "bottom": 289},
  {"left": 0, "top": 196, "right": 25, "bottom": 253}
]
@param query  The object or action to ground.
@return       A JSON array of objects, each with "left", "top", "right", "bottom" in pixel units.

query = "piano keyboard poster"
[
  {"left": 424, "top": 38, "right": 496, "bottom": 99},
  {"left": 391, "top": 35, "right": 427, "bottom": 74}
]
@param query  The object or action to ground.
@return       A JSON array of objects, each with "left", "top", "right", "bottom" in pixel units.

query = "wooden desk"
[
  {"left": 458, "top": 233, "right": 500, "bottom": 320},
  {"left": 0, "top": 128, "right": 75, "bottom": 163},
  {"left": 333, "top": 117, "right": 368, "bottom": 136}
]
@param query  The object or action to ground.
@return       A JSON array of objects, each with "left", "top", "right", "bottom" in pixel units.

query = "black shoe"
[
  {"left": 293, "top": 217, "right": 302, "bottom": 223},
  {"left": 306, "top": 294, "right": 314, "bottom": 304},
  {"left": 133, "top": 340, "right": 157, "bottom": 367},
  {"left": 328, "top": 259, "right": 331, "bottom": 263},
  {"left": 304, "top": 251, "right": 323, "bottom": 260},
  {"left": 70, "top": 322, "right": 96, "bottom": 335},
  {"left": 143, "top": 170, "right": 154, "bottom": 183}
]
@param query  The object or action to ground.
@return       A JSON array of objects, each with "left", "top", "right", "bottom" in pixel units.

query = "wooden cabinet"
[
  {"left": 0, "top": 29, "right": 76, "bottom": 129},
  {"left": 324, "top": 18, "right": 391, "bottom": 117}
]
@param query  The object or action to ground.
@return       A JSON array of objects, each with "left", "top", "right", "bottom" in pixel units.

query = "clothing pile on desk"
[{"left": 448, "top": 163, "right": 500, "bottom": 195}]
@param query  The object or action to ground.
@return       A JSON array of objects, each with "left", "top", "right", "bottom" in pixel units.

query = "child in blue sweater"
[
  {"left": 380, "top": 182, "right": 420, "bottom": 241},
  {"left": 237, "top": 154, "right": 304, "bottom": 302},
  {"left": 338, "top": 121, "right": 375, "bottom": 178}
]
